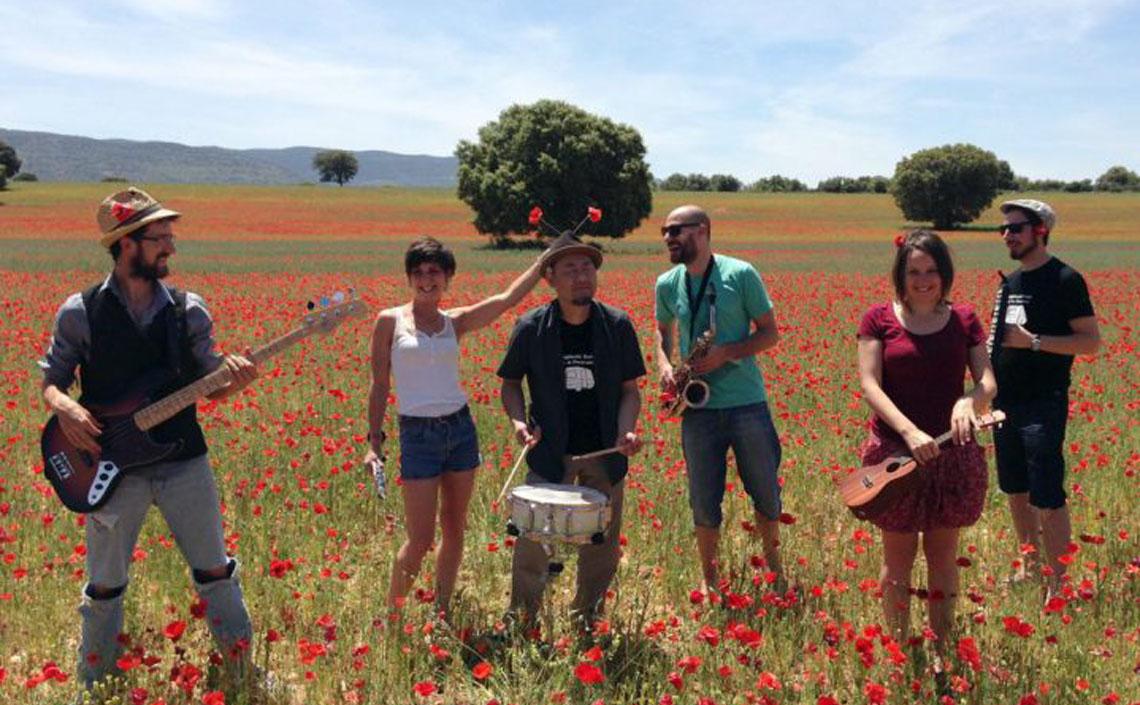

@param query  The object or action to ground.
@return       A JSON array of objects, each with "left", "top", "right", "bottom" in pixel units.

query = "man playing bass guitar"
[{"left": 39, "top": 188, "right": 259, "bottom": 692}]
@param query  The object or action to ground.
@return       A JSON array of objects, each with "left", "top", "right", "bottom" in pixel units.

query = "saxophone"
[{"left": 664, "top": 329, "right": 715, "bottom": 416}]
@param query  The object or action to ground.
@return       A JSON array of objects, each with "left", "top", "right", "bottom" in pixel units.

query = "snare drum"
[{"left": 506, "top": 483, "right": 611, "bottom": 545}]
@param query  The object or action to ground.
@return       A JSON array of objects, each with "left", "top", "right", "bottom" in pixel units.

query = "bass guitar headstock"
[{"left": 302, "top": 289, "right": 367, "bottom": 335}]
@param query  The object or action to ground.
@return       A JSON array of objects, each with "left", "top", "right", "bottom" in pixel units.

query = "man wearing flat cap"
[
  {"left": 40, "top": 188, "right": 260, "bottom": 691},
  {"left": 497, "top": 232, "right": 645, "bottom": 629},
  {"left": 989, "top": 198, "right": 1100, "bottom": 599}
]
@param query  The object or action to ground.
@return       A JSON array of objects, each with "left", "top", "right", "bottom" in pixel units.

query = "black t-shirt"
[
  {"left": 989, "top": 257, "right": 1095, "bottom": 401},
  {"left": 561, "top": 316, "right": 604, "bottom": 454}
]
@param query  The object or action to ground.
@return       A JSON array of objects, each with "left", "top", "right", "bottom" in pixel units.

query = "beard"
[
  {"left": 129, "top": 249, "right": 169, "bottom": 280},
  {"left": 668, "top": 239, "right": 698, "bottom": 264},
  {"left": 1008, "top": 239, "right": 1039, "bottom": 261}
]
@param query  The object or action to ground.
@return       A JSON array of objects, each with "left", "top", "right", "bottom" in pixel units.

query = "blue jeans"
[
  {"left": 682, "top": 402, "right": 782, "bottom": 527},
  {"left": 995, "top": 390, "right": 1069, "bottom": 509},
  {"left": 398, "top": 405, "right": 481, "bottom": 480}
]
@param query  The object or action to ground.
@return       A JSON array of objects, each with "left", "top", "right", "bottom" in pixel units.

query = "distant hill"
[{"left": 0, "top": 128, "right": 457, "bottom": 187}]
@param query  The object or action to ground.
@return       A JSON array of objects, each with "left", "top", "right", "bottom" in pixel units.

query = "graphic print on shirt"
[{"left": 564, "top": 352, "right": 596, "bottom": 392}]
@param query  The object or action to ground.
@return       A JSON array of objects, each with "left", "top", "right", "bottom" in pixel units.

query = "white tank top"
[{"left": 389, "top": 306, "right": 468, "bottom": 417}]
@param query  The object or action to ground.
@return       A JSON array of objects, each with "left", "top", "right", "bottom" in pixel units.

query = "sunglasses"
[
  {"left": 661, "top": 221, "right": 703, "bottom": 237},
  {"left": 998, "top": 222, "right": 1033, "bottom": 235}
]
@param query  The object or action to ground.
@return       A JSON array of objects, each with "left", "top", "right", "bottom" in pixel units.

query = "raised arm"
[
  {"left": 450, "top": 258, "right": 544, "bottom": 337},
  {"left": 856, "top": 336, "right": 939, "bottom": 463}
]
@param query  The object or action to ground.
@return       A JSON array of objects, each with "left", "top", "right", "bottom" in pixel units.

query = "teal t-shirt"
[{"left": 654, "top": 254, "right": 773, "bottom": 408}]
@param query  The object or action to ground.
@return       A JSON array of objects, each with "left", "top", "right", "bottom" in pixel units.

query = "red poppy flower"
[
  {"left": 574, "top": 662, "right": 605, "bottom": 685},
  {"left": 413, "top": 680, "right": 437, "bottom": 697},
  {"left": 529, "top": 206, "right": 543, "bottom": 226},
  {"left": 587, "top": 206, "right": 602, "bottom": 222},
  {"left": 472, "top": 661, "right": 493, "bottom": 680},
  {"left": 163, "top": 620, "right": 187, "bottom": 642}
]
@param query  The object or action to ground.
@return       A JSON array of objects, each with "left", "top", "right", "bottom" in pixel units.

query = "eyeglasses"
[
  {"left": 998, "top": 222, "right": 1032, "bottom": 235},
  {"left": 661, "top": 221, "right": 703, "bottom": 238},
  {"left": 135, "top": 233, "right": 176, "bottom": 245}
]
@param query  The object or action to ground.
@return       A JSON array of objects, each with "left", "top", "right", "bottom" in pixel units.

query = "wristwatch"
[{"left": 1030, "top": 335, "right": 1042, "bottom": 352}]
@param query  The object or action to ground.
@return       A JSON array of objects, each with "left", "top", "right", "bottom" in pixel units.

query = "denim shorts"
[
  {"left": 681, "top": 402, "right": 782, "bottom": 526},
  {"left": 398, "top": 405, "right": 481, "bottom": 480},
  {"left": 994, "top": 390, "right": 1069, "bottom": 509}
]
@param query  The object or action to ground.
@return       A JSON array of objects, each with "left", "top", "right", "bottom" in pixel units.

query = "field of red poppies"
[{"left": 0, "top": 184, "right": 1137, "bottom": 705}]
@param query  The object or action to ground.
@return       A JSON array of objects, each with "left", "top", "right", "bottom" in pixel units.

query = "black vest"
[{"left": 78, "top": 283, "right": 208, "bottom": 461}]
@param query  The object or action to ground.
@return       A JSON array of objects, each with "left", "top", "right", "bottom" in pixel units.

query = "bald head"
[{"left": 666, "top": 205, "right": 710, "bottom": 230}]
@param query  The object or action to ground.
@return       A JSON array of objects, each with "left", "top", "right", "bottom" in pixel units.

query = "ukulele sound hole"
[{"left": 886, "top": 462, "right": 901, "bottom": 474}]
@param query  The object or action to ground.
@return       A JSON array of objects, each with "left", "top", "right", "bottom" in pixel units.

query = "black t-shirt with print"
[
  {"left": 561, "top": 316, "right": 604, "bottom": 454},
  {"left": 989, "top": 257, "right": 1095, "bottom": 401}
]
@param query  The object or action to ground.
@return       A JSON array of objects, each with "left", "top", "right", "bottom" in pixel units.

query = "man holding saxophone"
[{"left": 654, "top": 205, "right": 785, "bottom": 596}]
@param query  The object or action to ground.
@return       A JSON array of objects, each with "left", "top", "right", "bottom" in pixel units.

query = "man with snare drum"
[
  {"left": 654, "top": 204, "right": 785, "bottom": 597},
  {"left": 498, "top": 232, "right": 645, "bottom": 629}
]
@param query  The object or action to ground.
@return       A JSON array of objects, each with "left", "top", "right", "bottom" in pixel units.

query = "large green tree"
[
  {"left": 891, "top": 144, "right": 1004, "bottom": 229},
  {"left": 0, "top": 140, "right": 21, "bottom": 189},
  {"left": 312, "top": 149, "right": 359, "bottom": 186},
  {"left": 1094, "top": 165, "right": 1140, "bottom": 192},
  {"left": 455, "top": 100, "right": 653, "bottom": 241}
]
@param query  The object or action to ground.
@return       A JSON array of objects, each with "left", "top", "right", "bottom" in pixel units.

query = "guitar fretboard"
[{"left": 132, "top": 323, "right": 320, "bottom": 431}]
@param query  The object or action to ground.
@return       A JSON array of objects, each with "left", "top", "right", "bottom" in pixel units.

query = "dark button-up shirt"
[{"left": 497, "top": 299, "right": 646, "bottom": 484}]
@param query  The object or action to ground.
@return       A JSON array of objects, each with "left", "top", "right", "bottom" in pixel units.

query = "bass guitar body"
[{"left": 41, "top": 393, "right": 181, "bottom": 513}]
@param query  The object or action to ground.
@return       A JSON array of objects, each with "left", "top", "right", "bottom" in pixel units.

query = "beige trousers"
[{"left": 509, "top": 456, "right": 625, "bottom": 625}]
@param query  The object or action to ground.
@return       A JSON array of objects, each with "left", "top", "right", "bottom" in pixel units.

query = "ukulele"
[
  {"left": 41, "top": 293, "right": 366, "bottom": 513},
  {"left": 839, "top": 411, "right": 1005, "bottom": 521}
]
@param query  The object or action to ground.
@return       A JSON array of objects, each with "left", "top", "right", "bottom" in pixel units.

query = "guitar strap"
[{"left": 988, "top": 270, "right": 1010, "bottom": 369}]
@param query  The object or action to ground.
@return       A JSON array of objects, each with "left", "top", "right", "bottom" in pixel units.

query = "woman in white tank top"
[{"left": 365, "top": 237, "right": 542, "bottom": 617}]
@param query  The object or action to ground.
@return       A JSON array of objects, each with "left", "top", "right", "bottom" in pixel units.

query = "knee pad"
[{"left": 193, "top": 558, "right": 237, "bottom": 585}]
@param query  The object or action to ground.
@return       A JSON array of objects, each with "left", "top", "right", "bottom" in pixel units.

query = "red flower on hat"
[
  {"left": 111, "top": 202, "right": 136, "bottom": 223},
  {"left": 528, "top": 206, "right": 543, "bottom": 227},
  {"left": 587, "top": 206, "right": 602, "bottom": 223},
  {"left": 893, "top": 234, "right": 905, "bottom": 248}
]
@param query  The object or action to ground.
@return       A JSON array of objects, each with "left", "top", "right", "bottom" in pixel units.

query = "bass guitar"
[
  {"left": 839, "top": 411, "right": 1005, "bottom": 521},
  {"left": 42, "top": 293, "right": 366, "bottom": 513}
]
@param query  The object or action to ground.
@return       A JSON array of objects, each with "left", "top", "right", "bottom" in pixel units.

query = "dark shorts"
[
  {"left": 398, "top": 405, "right": 481, "bottom": 480},
  {"left": 994, "top": 390, "right": 1069, "bottom": 509},
  {"left": 681, "top": 402, "right": 782, "bottom": 526}
]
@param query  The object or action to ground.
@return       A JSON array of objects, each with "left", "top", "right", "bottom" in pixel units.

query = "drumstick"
[
  {"left": 495, "top": 444, "right": 531, "bottom": 506},
  {"left": 569, "top": 445, "right": 622, "bottom": 462}
]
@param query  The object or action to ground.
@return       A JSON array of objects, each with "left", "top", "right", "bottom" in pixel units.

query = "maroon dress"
[{"left": 857, "top": 303, "right": 989, "bottom": 532}]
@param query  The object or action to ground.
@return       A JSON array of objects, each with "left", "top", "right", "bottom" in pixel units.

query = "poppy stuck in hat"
[{"left": 97, "top": 187, "right": 181, "bottom": 249}]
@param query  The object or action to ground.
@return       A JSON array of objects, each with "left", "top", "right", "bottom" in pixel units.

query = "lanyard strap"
[{"left": 685, "top": 255, "right": 716, "bottom": 345}]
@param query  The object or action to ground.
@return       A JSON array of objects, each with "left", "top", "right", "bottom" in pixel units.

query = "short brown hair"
[{"left": 404, "top": 237, "right": 456, "bottom": 277}]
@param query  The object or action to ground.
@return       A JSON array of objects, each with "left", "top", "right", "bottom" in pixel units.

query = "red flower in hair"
[
  {"left": 587, "top": 206, "right": 602, "bottom": 223},
  {"left": 111, "top": 202, "right": 135, "bottom": 223},
  {"left": 528, "top": 206, "right": 543, "bottom": 227},
  {"left": 893, "top": 234, "right": 905, "bottom": 248}
]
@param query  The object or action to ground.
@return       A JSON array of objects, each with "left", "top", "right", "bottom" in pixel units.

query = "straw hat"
[{"left": 97, "top": 187, "right": 181, "bottom": 248}]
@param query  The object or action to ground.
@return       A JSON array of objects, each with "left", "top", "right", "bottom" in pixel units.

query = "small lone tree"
[
  {"left": 312, "top": 150, "right": 359, "bottom": 186},
  {"left": 0, "top": 140, "right": 21, "bottom": 189},
  {"left": 891, "top": 143, "right": 1003, "bottom": 229},
  {"left": 455, "top": 100, "right": 652, "bottom": 242}
]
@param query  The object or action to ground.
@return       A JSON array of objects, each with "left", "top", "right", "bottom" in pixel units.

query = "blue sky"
[{"left": 2, "top": 0, "right": 1137, "bottom": 184}]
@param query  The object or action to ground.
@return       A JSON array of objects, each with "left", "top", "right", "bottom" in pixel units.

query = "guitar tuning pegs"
[
  {"left": 333, "top": 291, "right": 345, "bottom": 304},
  {"left": 320, "top": 296, "right": 330, "bottom": 308}
]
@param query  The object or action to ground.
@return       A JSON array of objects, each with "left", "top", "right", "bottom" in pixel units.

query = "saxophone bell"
[{"left": 682, "top": 378, "right": 710, "bottom": 409}]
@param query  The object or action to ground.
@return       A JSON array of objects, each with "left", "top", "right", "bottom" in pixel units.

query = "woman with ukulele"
[
  {"left": 365, "top": 237, "right": 543, "bottom": 619},
  {"left": 855, "top": 230, "right": 996, "bottom": 664}
]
